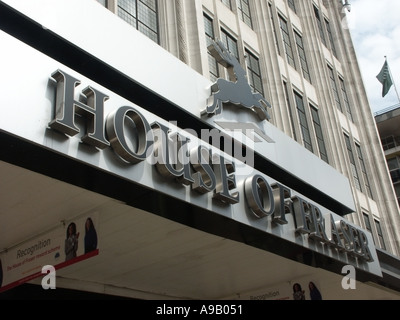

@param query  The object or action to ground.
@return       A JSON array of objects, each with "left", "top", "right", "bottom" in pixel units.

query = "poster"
[
  {"left": 238, "top": 277, "right": 324, "bottom": 300},
  {"left": 0, "top": 213, "right": 99, "bottom": 293}
]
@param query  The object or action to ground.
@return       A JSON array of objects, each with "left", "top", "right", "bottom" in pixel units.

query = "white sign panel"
[{"left": 0, "top": 31, "right": 381, "bottom": 277}]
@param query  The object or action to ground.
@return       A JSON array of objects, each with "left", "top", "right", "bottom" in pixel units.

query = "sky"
[{"left": 347, "top": 0, "right": 400, "bottom": 114}]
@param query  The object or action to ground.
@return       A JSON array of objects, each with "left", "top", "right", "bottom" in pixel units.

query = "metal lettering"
[
  {"left": 329, "top": 214, "right": 345, "bottom": 251},
  {"left": 271, "top": 183, "right": 290, "bottom": 225},
  {"left": 292, "top": 196, "right": 312, "bottom": 234},
  {"left": 339, "top": 220, "right": 353, "bottom": 252},
  {"left": 244, "top": 174, "right": 275, "bottom": 218},
  {"left": 49, "top": 70, "right": 110, "bottom": 149},
  {"left": 190, "top": 146, "right": 217, "bottom": 194},
  {"left": 152, "top": 122, "right": 194, "bottom": 185},
  {"left": 213, "top": 155, "right": 239, "bottom": 204},
  {"left": 309, "top": 204, "right": 330, "bottom": 243},
  {"left": 106, "top": 106, "right": 153, "bottom": 163}
]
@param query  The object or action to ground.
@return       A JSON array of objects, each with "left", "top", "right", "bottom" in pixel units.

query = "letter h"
[{"left": 49, "top": 70, "right": 110, "bottom": 149}]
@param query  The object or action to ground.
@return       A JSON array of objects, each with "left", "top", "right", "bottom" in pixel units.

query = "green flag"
[{"left": 376, "top": 60, "right": 393, "bottom": 97}]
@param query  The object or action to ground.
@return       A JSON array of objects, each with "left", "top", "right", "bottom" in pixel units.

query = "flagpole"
[{"left": 385, "top": 56, "right": 400, "bottom": 103}]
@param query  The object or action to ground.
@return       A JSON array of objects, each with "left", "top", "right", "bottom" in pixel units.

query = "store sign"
[
  {"left": 0, "top": 10, "right": 379, "bottom": 276},
  {"left": 47, "top": 69, "right": 375, "bottom": 265}
]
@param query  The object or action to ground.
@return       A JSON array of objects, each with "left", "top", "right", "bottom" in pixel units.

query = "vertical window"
[
  {"left": 283, "top": 81, "right": 297, "bottom": 140},
  {"left": 221, "top": 0, "right": 232, "bottom": 10},
  {"left": 314, "top": 6, "right": 326, "bottom": 46},
  {"left": 294, "top": 31, "right": 312, "bottom": 83},
  {"left": 287, "top": 0, "right": 296, "bottom": 13},
  {"left": 344, "top": 134, "right": 361, "bottom": 191},
  {"left": 339, "top": 78, "right": 354, "bottom": 122},
  {"left": 269, "top": 3, "right": 280, "bottom": 55},
  {"left": 246, "top": 50, "right": 264, "bottom": 95},
  {"left": 356, "top": 144, "right": 373, "bottom": 199},
  {"left": 237, "top": 0, "right": 253, "bottom": 29},
  {"left": 118, "top": 0, "right": 159, "bottom": 43},
  {"left": 279, "top": 15, "right": 296, "bottom": 69},
  {"left": 311, "top": 106, "right": 329, "bottom": 163},
  {"left": 325, "top": 19, "right": 338, "bottom": 58},
  {"left": 221, "top": 30, "right": 239, "bottom": 60},
  {"left": 328, "top": 66, "right": 342, "bottom": 112},
  {"left": 295, "top": 92, "right": 313, "bottom": 152},
  {"left": 363, "top": 213, "right": 372, "bottom": 233},
  {"left": 204, "top": 14, "right": 219, "bottom": 82},
  {"left": 363, "top": 213, "right": 376, "bottom": 245},
  {"left": 375, "top": 220, "right": 387, "bottom": 251}
]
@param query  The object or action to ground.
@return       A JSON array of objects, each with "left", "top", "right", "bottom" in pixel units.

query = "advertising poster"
[
  {"left": 290, "top": 278, "right": 323, "bottom": 301},
  {"left": 0, "top": 213, "right": 99, "bottom": 293},
  {"left": 239, "top": 277, "right": 324, "bottom": 300}
]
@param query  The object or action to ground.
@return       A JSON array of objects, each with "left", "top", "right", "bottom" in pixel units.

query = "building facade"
[
  {"left": 100, "top": 0, "right": 400, "bottom": 256},
  {"left": 1, "top": 0, "right": 400, "bottom": 300}
]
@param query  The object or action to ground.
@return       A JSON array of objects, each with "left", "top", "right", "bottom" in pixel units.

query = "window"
[
  {"left": 311, "top": 106, "right": 329, "bottom": 163},
  {"left": 363, "top": 213, "right": 376, "bottom": 245},
  {"left": 325, "top": 19, "right": 338, "bottom": 58},
  {"left": 246, "top": 50, "right": 264, "bottom": 95},
  {"left": 344, "top": 134, "right": 361, "bottom": 191},
  {"left": 294, "top": 31, "right": 311, "bottom": 83},
  {"left": 387, "top": 157, "right": 399, "bottom": 171},
  {"left": 391, "top": 169, "right": 400, "bottom": 184},
  {"left": 328, "top": 66, "right": 342, "bottom": 112},
  {"left": 117, "top": 0, "right": 159, "bottom": 43},
  {"left": 314, "top": 6, "right": 326, "bottom": 46},
  {"left": 287, "top": 0, "right": 296, "bottom": 13},
  {"left": 381, "top": 136, "right": 396, "bottom": 151},
  {"left": 283, "top": 81, "right": 297, "bottom": 140},
  {"left": 339, "top": 78, "right": 354, "bottom": 122},
  {"left": 375, "top": 220, "right": 386, "bottom": 251},
  {"left": 204, "top": 14, "right": 219, "bottom": 82},
  {"left": 295, "top": 92, "right": 313, "bottom": 152},
  {"left": 269, "top": 3, "right": 280, "bottom": 55},
  {"left": 221, "top": 0, "right": 232, "bottom": 10},
  {"left": 356, "top": 144, "right": 373, "bottom": 198},
  {"left": 221, "top": 30, "right": 239, "bottom": 60},
  {"left": 279, "top": 15, "right": 296, "bottom": 68},
  {"left": 237, "top": 0, "right": 253, "bottom": 29},
  {"left": 363, "top": 213, "right": 372, "bottom": 233}
]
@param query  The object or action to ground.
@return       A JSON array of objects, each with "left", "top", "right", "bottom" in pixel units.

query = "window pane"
[
  {"left": 295, "top": 92, "right": 313, "bottom": 152},
  {"left": 118, "top": 0, "right": 159, "bottom": 43},
  {"left": 279, "top": 15, "right": 296, "bottom": 69},
  {"left": 246, "top": 50, "right": 264, "bottom": 95},
  {"left": 237, "top": 0, "right": 253, "bottom": 29},
  {"left": 294, "top": 31, "right": 311, "bottom": 83},
  {"left": 311, "top": 106, "right": 328, "bottom": 163}
]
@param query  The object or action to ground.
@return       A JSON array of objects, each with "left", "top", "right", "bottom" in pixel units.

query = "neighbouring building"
[{"left": 375, "top": 105, "right": 400, "bottom": 215}]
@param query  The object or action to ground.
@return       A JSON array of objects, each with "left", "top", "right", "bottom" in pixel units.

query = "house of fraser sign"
[{"left": 47, "top": 56, "right": 375, "bottom": 266}]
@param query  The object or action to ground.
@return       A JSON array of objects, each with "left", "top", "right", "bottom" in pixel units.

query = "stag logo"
[{"left": 202, "top": 40, "right": 272, "bottom": 121}]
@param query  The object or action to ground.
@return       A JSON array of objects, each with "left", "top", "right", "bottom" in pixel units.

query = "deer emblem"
[{"left": 202, "top": 40, "right": 272, "bottom": 121}]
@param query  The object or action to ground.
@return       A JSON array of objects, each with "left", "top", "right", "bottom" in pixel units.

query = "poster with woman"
[{"left": 0, "top": 213, "right": 99, "bottom": 293}]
